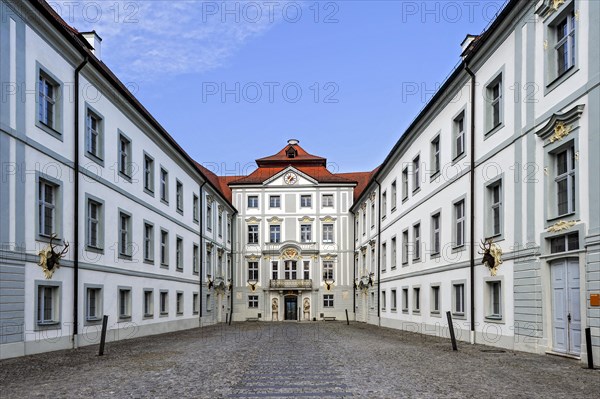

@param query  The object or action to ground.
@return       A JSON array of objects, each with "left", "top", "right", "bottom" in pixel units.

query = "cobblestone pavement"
[{"left": 1, "top": 322, "right": 598, "bottom": 398}]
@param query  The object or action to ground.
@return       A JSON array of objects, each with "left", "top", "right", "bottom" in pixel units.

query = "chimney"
[
  {"left": 81, "top": 31, "right": 102, "bottom": 60},
  {"left": 287, "top": 139, "right": 299, "bottom": 145},
  {"left": 460, "top": 34, "right": 478, "bottom": 58}
]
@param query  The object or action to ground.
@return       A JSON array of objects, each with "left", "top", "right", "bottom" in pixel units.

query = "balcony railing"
[{"left": 269, "top": 279, "right": 312, "bottom": 289}]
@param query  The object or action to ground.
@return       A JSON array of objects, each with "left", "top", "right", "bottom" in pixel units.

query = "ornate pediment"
[
  {"left": 535, "top": 104, "right": 584, "bottom": 144},
  {"left": 267, "top": 216, "right": 284, "bottom": 224},
  {"left": 217, "top": 247, "right": 225, "bottom": 255},
  {"left": 360, "top": 202, "right": 367, "bottom": 211},
  {"left": 360, "top": 245, "right": 367, "bottom": 254},
  {"left": 245, "top": 254, "right": 261, "bottom": 261},
  {"left": 369, "top": 191, "right": 377, "bottom": 202},
  {"left": 320, "top": 215, "right": 337, "bottom": 223},
  {"left": 320, "top": 253, "right": 338, "bottom": 261},
  {"left": 206, "top": 194, "right": 215, "bottom": 204},
  {"left": 298, "top": 216, "right": 315, "bottom": 223},
  {"left": 369, "top": 239, "right": 377, "bottom": 247},
  {"left": 281, "top": 247, "right": 302, "bottom": 260},
  {"left": 206, "top": 242, "right": 214, "bottom": 250},
  {"left": 535, "top": 0, "right": 566, "bottom": 18},
  {"left": 218, "top": 205, "right": 224, "bottom": 215},
  {"left": 245, "top": 216, "right": 261, "bottom": 223},
  {"left": 547, "top": 220, "right": 578, "bottom": 233}
]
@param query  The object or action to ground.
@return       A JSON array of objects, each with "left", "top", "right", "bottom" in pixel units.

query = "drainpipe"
[
  {"left": 73, "top": 57, "right": 88, "bottom": 349},
  {"left": 352, "top": 209, "right": 356, "bottom": 315},
  {"left": 199, "top": 181, "right": 206, "bottom": 322},
  {"left": 465, "top": 64, "right": 476, "bottom": 345},
  {"left": 230, "top": 209, "right": 237, "bottom": 322},
  {"left": 376, "top": 181, "right": 382, "bottom": 326}
]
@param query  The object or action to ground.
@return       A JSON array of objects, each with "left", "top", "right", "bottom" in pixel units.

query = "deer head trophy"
[
  {"left": 479, "top": 239, "right": 503, "bottom": 276},
  {"left": 247, "top": 279, "right": 258, "bottom": 292},
  {"left": 324, "top": 278, "right": 335, "bottom": 291},
  {"left": 207, "top": 276, "right": 214, "bottom": 289},
  {"left": 38, "top": 234, "right": 69, "bottom": 279}
]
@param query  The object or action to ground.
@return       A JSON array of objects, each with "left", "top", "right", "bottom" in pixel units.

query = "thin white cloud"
[{"left": 49, "top": 1, "right": 296, "bottom": 80}]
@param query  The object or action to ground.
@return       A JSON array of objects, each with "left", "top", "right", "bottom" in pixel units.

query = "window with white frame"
[
  {"left": 486, "top": 75, "right": 503, "bottom": 132},
  {"left": 322, "top": 194, "right": 334, "bottom": 207},
  {"left": 176, "top": 237, "right": 183, "bottom": 270},
  {"left": 382, "top": 191, "right": 387, "bottom": 217},
  {"left": 371, "top": 247, "right": 376, "bottom": 273},
  {"left": 248, "top": 295, "right": 258, "bottom": 308},
  {"left": 381, "top": 290, "right": 386, "bottom": 310},
  {"left": 193, "top": 244, "right": 199, "bottom": 273},
  {"left": 555, "top": 9, "right": 576, "bottom": 78},
  {"left": 402, "top": 230, "right": 409, "bottom": 265},
  {"left": 86, "top": 109, "right": 102, "bottom": 159},
  {"left": 454, "top": 112, "right": 465, "bottom": 159},
  {"left": 370, "top": 203, "right": 375, "bottom": 228},
  {"left": 391, "top": 180, "right": 397, "bottom": 210},
  {"left": 431, "top": 285, "right": 440, "bottom": 314},
  {"left": 86, "top": 286, "right": 102, "bottom": 322},
  {"left": 193, "top": 293, "right": 199, "bottom": 314},
  {"left": 362, "top": 211, "right": 366, "bottom": 235},
  {"left": 176, "top": 292, "right": 183, "bottom": 315},
  {"left": 381, "top": 242, "right": 387, "bottom": 271},
  {"left": 555, "top": 144, "right": 576, "bottom": 216},
  {"left": 206, "top": 202, "right": 213, "bottom": 230},
  {"left": 118, "top": 211, "right": 131, "bottom": 257},
  {"left": 37, "top": 284, "right": 59, "bottom": 324},
  {"left": 119, "top": 288, "right": 131, "bottom": 319},
  {"left": 160, "top": 230, "right": 169, "bottom": 266},
  {"left": 218, "top": 211, "right": 223, "bottom": 237},
  {"left": 118, "top": 134, "right": 132, "bottom": 177},
  {"left": 248, "top": 261, "right": 259, "bottom": 281},
  {"left": 272, "top": 261, "right": 279, "bottom": 279},
  {"left": 160, "top": 291, "right": 168, "bottom": 315},
  {"left": 206, "top": 294, "right": 211, "bottom": 312},
  {"left": 413, "top": 155, "right": 420, "bottom": 191},
  {"left": 454, "top": 200, "right": 465, "bottom": 247},
  {"left": 391, "top": 237, "right": 397, "bottom": 269},
  {"left": 303, "top": 261, "right": 310, "bottom": 280},
  {"left": 143, "top": 222, "right": 154, "bottom": 262},
  {"left": 413, "top": 223, "right": 421, "bottom": 260},
  {"left": 431, "top": 213, "right": 441, "bottom": 256},
  {"left": 38, "top": 72, "right": 59, "bottom": 130},
  {"left": 370, "top": 292, "right": 375, "bottom": 309},
  {"left": 300, "top": 195, "right": 312, "bottom": 207},
  {"left": 193, "top": 194, "right": 199, "bottom": 222},
  {"left": 486, "top": 280, "right": 502, "bottom": 319},
  {"left": 270, "top": 225, "right": 281, "bottom": 243},
  {"left": 413, "top": 287, "right": 420, "bottom": 312},
  {"left": 391, "top": 289, "right": 397, "bottom": 310},
  {"left": 248, "top": 225, "right": 259, "bottom": 244},
  {"left": 402, "top": 167, "right": 409, "bottom": 200},
  {"left": 160, "top": 168, "right": 168, "bottom": 202},
  {"left": 217, "top": 254, "right": 223, "bottom": 277},
  {"left": 431, "top": 135, "right": 440, "bottom": 175},
  {"left": 300, "top": 224, "right": 312, "bottom": 243},
  {"left": 144, "top": 154, "right": 154, "bottom": 192},
  {"left": 87, "top": 199, "right": 102, "bottom": 249},
  {"left": 38, "top": 179, "right": 57, "bottom": 238},
  {"left": 323, "top": 261, "right": 334, "bottom": 280},
  {"left": 550, "top": 232, "right": 579, "bottom": 253},
  {"left": 453, "top": 283, "right": 465, "bottom": 315},
  {"left": 248, "top": 195, "right": 259, "bottom": 208},
  {"left": 284, "top": 260, "right": 297, "bottom": 279},
  {"left": 269, "top": 195, "right": 280, "bottom": 208},
  {"left": 323, "top": 224, "right": 334, "bottom": 243},
  {"left": 323, "top": 294, "right": 334, "bottom": 308},
  {"left": 487, "top": 180, "right": 503, "bottom": 238},
  {"left": 143, "top": 290, "right": 153, "bottom": 317},
  {"left": 402, "top": 288, "right": 409, "bottom": 312},
  {"left": 206, "top": 248, "right": 212, "bottom": 276},
  {"left": 227, "top": 218, "right": 232, "bottom": 242},
  {"left": 176, "top": 180, "right": 183, "bottom": 212}
]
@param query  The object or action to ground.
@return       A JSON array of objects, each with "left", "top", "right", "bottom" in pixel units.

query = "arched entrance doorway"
[{"left": 284, "top": 295, "right": 298, "bottom": 321}]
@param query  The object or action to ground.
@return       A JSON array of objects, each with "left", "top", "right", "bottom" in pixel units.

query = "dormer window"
[{"left": 286, "top": 147, "right": 297, "bottom": 158}]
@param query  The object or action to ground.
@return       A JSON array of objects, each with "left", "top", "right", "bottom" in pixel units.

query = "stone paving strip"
[{"left": 0, "top": 322, "right": 598, "bottom": 398}]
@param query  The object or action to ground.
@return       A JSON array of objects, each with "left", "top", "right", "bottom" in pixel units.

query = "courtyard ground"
[{"left": 0, "top": 322, "right": 598, "bottom": 398}]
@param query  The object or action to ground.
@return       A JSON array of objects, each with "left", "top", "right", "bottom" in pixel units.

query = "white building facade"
[
  {"left": 0, "top": 0, "right": 234, "bottom": 359},
  {"left": 352, "top": 0, "right": 599, "bottom": 364}
]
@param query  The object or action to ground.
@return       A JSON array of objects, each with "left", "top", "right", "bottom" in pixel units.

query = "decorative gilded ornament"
[
  {"left": 38, "top": 235, "right": 69, "bottom": 279},
  {"left": 547, "top": 220, "right": 577, "bottom": 232},
  {"left": 281, "top": 248, "right": 301, "bottom": 260},
  {"left": 575, "top": 9, "right": 580, "bottom": 21},
  {"left": 479, "top": 239, "right": 503, "bottom": 276},
  {"left": 544, "top": 40, "right": 548, "bottom": 50},
  {"left": 549, "top": 121, "right": 572, "bottom": 143},
  {"left": 552, "top": 0, "right": 565, "bottom": 10}
]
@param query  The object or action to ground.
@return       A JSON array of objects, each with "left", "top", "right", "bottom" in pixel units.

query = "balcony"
[{"left": 269, "top": 279, "right": 313, "bottom": 289}]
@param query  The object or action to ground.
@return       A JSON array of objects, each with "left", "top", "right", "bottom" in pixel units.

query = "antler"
[
  {"left": 59, "top": 241, "right": 69, "bottom": 256},
  {"left": 49, "top": 234, "right": 57, "bottom": 251},
  {"left": 478, "top": 239, "right": 491, "bottom": 254}
]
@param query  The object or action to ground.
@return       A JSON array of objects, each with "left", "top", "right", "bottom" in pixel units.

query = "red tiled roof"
[
  {"left": 256, "top": 143, "right": 326, "bottom": 167},
  {"left": 337, "top": 168, "right": 380, "bottom": 202},
  {"left": 228, "top": 166, "right": 357, "bottom": 186}
]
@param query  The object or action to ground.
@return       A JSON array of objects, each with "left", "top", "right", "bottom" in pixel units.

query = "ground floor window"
[
  {"left": 176, "top": 292, "right": 184, "bottom": 315},
  {"left": 160, "top": 291, "right": 169, "bottom": 315},
  {"left": 37, "top": 284, "right": 60, "bottom": 325},
  {"left": 323, "top": 294, "right": 334, "bottom": 308},
  {"left": 431, "top": 286, "right": 440, "bottom": 314},
  {"left": 143, "top": 290, "right": 153, "bottom": 317},
  {"left": 86, "top": 286, "right": 102, "bottom": 322},
  {"left": 486, "top": 280, "right": 502, "bottom": 320},
  {"left": 248, "top": 295, "right": 259, "bottom": 308},
  {"left": 118, "top": 288, "right": 131, "bottom": 319},
  {"left": 453, "top": 283, "right": 465, "bottom": 315}
]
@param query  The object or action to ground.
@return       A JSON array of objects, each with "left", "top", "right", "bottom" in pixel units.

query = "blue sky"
[{"left": 55, "top": 0, "right": 506, "bottom": 175}]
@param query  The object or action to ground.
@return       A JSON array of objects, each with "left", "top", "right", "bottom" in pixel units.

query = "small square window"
[
  {"left": 248, "top": 295, "right": 259, "bottom": 308},
  {"left": 323, "top": 294, "right": 334, "bottom": 308},
  {"left": 300, "top": 195, "right": 312, "bottom": 208},
  {"left": 322, "top": 194, "right": 334, "bottom": 207},
  {"left": 269, "top": 195, "right": 281, "bottom": 208},
  {"left": 248, "top": 196, "right": 259, "bottom": 208}
]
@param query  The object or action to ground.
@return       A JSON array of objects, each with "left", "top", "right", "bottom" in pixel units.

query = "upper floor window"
[
  {"left": 269, "top": 195, "right": 280, "bottom": 208},
  {"left": 87, "top": 199, "right": 102, "bottom": 249},
  {"left": 248, "top": 261, "right": 259, "bottom": 280},
  {"left": 86, "top": 109, "right": 103, "bottom": 160},
  {"left": 160, "top": 230, "right": 169, "bottom": 266},
  {"left": 550, "top": 232, "right": 579, "bottom": 253},
  {"left": 486, "top": 180, "right": 503, "bottom": 238},
  {"left": 176, "top": 180, "right": 184, "bottom": 213},
  {"left": 248, "top": 225, "right": 259, "bottom": 244},
  {"left": 486, "top": 74, "right": 503, "bottom": 132},
  {"left": 176, "top": 237, "right": 183, "bottom": 270},
  {"left": 160, "top": 168, "right": 168, "bottom": 203},
  {"left": 323, "top": 261, "right": 334, "bottom": 280},
  {"left": 248, "top": 195, "right": 259, "bottom": 209},
  {"left": 143, "top": 154, "right": 154, "bottom": 193},
  {"left": 413, "top": 223, "right": 421, "bottom": 260},
  {"left": 556, "top": 10, "right": 576, "bottom": 77},
  {"left": 454, "top": 112, "right": 465, "bottom": 159},
  {"left": 402, "top": 230, "right": 409, "bottom": 265},
  {"left": 206, "top": 202, "right": 213, "bottom": 230},
  {"left": 118, "top": 211, "right": 132, "bottom": 257},
  {"left": 413, "top": 156, "right": 420, "bottom": 191},
  {"left": 370, "top": 203, "right": 375, "bottom": 228},
  {"left": 431, "top": 213, "right": 441, "bottom": 256},
  {"left": 322, "top": 194, "right": 334, "bottom": 207},
  {"left": 38, "top": 180, "right": 57, "bottom": 237},
  {"left": 431, "top": 136, "right": 440, "bottom": 175},
  {"left": 454, "top": 200, "right": 465, "bottom": 247},
  {"left": 118, "top": 134, "right": 132, "bottom": 178},
  {"left": 300, "top": 224, "right": 312, "bottom": 243},
  {"left": 269, "top": 225, "right": 281, "bottom": 243},
  {"left": 303, "top": 261, "right": 310, "bottom": 280},
  {"left": 300, "top": 195, "right": 312, "bottom": 208},
  {"left": 555, "top": 145, "right": 576, "bottom": 216},
  {"left": 381, "top": 242, "right": 387, "bottom": 271},
  {"left": 272, "top": 261, "right": 279, "bottom": 279},
  {"left": 218, "top": 212, "right": 223, "bottom": 237},
  {"left": 391, "top": 237, "right": 397, "bottom": 269},
  {"left": 38, "top": 73, "right": 58, "bottom": 130},
  {"left": 402, "top": 167, "right": 409, "bottom": 200},
  {"left": 193, "top": 194, "right": 199, "bottom": 222},
  {"left": 382, "top": 192, "right": 387, "bottom": 217},
  {"left": 322, "top": 224, "right": 334, "bottom": 243},
  {"left": 391, "top": 181, "right": 397, "bottom": 210},
  {"left": 144, "top": 223, "right": 154, "bottom": 262}
]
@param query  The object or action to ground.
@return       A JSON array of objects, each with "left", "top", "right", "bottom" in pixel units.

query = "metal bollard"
[
  {"left": 98, "top": 315, "right": 109, "bottom": 356},
  {"left": 585, "top": 327, "right": 594, "bottom": 369},
  {"left": 446, "top": 311, "right": 457, "bottom": 351},
  {"left": 345, "top": 309, "right": 350, "bottom": 325}
]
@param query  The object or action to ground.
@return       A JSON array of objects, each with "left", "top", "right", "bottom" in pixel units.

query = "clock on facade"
[{"left": 284, "top": 172, "right": 298, "bottom": 185}]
